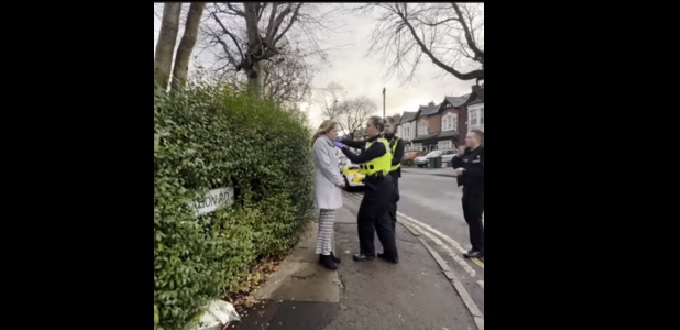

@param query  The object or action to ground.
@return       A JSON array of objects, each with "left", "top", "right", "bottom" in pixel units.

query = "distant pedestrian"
[
  {"left": 451, "top": 130, "right": 484, "bottom": 258},
  {"left": 311, "top": 120, "right": 345, "bottom": 270}
]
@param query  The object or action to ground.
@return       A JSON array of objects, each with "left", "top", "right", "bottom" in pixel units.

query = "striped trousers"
[{"left": 316, "top": 209, "right": 335, "bottom": 255}]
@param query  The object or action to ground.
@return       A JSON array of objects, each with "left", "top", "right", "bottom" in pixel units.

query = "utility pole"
[
  {"left": 382, "top": 87, "right": 386, "bottom": 119},
  {"left": 333, "top": 99, "right": 338, "bottom": 119}
]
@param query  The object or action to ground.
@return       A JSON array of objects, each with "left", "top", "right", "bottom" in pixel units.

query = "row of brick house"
[{"left": 389, "top": 86, "right": 484, "bottom": 152}]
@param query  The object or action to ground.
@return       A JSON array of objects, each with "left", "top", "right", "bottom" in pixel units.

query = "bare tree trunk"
[
  {"left": 246, "top": 62, "right": 264, "bottom": 99},
  {"left": 171, "top": 3, "right": 205, "bottom": 93},
  {"left": 154, "top": 3, "right": 182, "bottom": 91}
]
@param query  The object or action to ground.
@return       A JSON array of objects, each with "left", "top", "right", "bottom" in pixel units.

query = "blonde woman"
[{"left": 311, "top": 120, "right": 345, "bottom": 270}]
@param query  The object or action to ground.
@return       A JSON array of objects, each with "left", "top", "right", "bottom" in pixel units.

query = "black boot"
[
  {"left": 330, "top": 252, "right": 341, "bottom": 264},
  {"left": 463, "top": 250, "right": 484, "bottom": 258},
  {"left": 319, "top": 254, "right": 339, "bottom": 270},
  {"left": 377, "top": 252, "right": 399, "bottom": 264},
  {"left": 352, "top": 253, "right": 375, "bottom": 262}
]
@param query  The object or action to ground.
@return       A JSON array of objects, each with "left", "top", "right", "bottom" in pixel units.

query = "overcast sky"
[{"left": 154, "top": 3, "right": 478, "bottom": 128}]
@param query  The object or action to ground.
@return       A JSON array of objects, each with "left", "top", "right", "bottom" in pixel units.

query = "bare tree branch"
[
  {"left": 359, "top": 3, "right": 484, "bottom": 82},
  {"left": 451, "top": 2, "right": 483, "bottom": 64},
  {"left": 202, "top": 2, "right": 332, "bottom": 98},
  {"left": 273, "top": 4, "right": 302, "bottom": 46},
  {"left": 226, "top": 3, "right": 245, "bottom": 16},
  {"left": 336, "top": 97, "right": 377, "bottom": 135}
]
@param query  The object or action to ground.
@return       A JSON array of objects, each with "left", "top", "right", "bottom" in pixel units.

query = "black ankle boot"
[
  {"left": 319, "top": 255, "right": 338, "bottom": 270},
  {"left": 330, "top": 252, "right": 341, "bottom": 264}
]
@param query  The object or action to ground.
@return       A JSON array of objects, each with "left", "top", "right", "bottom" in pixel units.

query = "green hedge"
[{"left": 154, "top": 85, "right": 314, "bottom": 330}]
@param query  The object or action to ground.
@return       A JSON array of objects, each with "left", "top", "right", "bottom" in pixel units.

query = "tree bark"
[
  {"left": 171, "top": 3, "right": 205, "bottom": 93},
  {"left": 154, "top": 3, "right": 182, "bottom": 91},
  {"left": 246, "top": 61, "right": 264, "bottom": 99}
]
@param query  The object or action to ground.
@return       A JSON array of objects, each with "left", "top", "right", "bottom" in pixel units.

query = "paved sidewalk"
[
  {"left": 401, "top": 166, "right": 457, "bottom": 177},
  {"left": 230, "top": 195, "right": 476, "bottom": 330},
  {"left": 327, "top": 196, "right": 475, "bottom": 330}
]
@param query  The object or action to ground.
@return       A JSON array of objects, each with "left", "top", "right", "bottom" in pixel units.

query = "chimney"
[{"left": 428, "top": 101, "right": 434, "bottom": 107}]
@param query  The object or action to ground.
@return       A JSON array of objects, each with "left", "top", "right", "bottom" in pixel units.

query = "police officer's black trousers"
[
  {"left": 461, "top": 188, "right": 484, "bottom": 252},
  {"left": 357, "top": 175, "right": 398, "bottom": 257},
  {"left": 386, "top": 171, "right": 400, "bottom": 230}
]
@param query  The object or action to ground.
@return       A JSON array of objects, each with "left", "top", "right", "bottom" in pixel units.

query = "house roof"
[
  {"left": 400, "top": 111, "right": 418, "bottom": 123},
  {"left": 443, "top": 96, "right": 468, "bottom": 108},
  {"left": 465, "top": 86, "right": 484, "bottom": 105},
  {"left": 419, "top": 102, "right": 440, "bottom": 116}
]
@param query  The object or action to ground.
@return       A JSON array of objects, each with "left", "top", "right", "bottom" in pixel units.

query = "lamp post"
[{"left": 382, "top": 87, "right": 386, "bottom": 119}]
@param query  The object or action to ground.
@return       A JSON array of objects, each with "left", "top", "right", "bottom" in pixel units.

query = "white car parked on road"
[
  {"left": 414, "top": 150, "right": 457, "bottom": 167},
  {"left": 414, "top": 151, "right": 442, "bottom": 167}
]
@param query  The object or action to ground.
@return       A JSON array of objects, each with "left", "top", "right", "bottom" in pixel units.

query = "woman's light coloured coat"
[{"left": 312, "top": 135, "right": 344, "bottom": 210}]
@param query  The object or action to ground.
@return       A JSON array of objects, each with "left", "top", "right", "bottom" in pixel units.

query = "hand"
[
  {"left": 454, "top": 167, "right": 465, "bottom": 175},
  {"left": 332, "top": 141, "right": 345, "bottom": 148},
  {"left": 339, "top": 182, "right": 345, "bottom": 188}
]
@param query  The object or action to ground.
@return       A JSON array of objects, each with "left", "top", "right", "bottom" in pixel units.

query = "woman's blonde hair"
[{"left": 311, "top": 120, "right": 338, "bottom": 146}]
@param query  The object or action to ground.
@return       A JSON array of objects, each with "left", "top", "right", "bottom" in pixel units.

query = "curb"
[{"left": 398, "top": 221, "right": 484, "bottom": 330}]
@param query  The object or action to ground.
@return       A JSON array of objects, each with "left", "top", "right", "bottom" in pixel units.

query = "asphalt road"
[{"left": 346, "top": 170, "right": 485, "bottom": 315}]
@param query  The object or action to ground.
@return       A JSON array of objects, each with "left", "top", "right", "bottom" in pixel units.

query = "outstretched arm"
[
  {"left": 341, "top": 139, "right": 365, "bottom": 149},
  {"left": 341, "top": 142, "right": 386, "bottom": 164}
]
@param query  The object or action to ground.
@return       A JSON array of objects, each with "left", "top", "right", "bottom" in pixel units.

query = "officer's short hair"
[
  {"left": 470, "top": 129, "right": 484, "bottom": 145},
  {"left": 369, "top": 117, "right": 386, "bottom": 133}
]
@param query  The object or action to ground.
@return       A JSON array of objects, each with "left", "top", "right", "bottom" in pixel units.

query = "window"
[
  {"left": 481, "top": 108, "right": 484, "bottom": 124},
  {"left": 441, "top": 113, "right": 457, "bottom": 131},
  {"left": 447, "top": 103, "right": 452, "bottom": 108},
  {"left": 404, "top": 126, "right": 410, "bottom": 139},
  {"left": 438, "top": 140, "right": 452, "bottom": 150},
  {"left": 418, "top": 120, "right": 428, "bottom": 135},
  {"left": 470, "top": 111, "right": 478, "bottom": 126}
]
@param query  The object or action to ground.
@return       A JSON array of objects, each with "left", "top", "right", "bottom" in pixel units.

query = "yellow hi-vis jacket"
[{"left": 358, "top": 138, "right": 391, "bottom": 176}]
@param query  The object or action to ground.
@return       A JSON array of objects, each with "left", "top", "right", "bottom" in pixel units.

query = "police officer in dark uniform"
[
  {"left": 340, "top": 121, "right": 404, "bottom": 230},
  {"left": 451, "top": 129, "right": 484, "bottom": 258},
  {"left": 333, "top": 118, "right": 398, "bottom": 263},
  {"left": 383, "top": 120, "right": 405, "bottom": 230}
]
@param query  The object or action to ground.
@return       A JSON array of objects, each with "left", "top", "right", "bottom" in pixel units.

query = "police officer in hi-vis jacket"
[
  {"left": 451, "top": 129, "right": 485, "bottom": 258},
  {"left": 342, "top": 121, "right": 404, "bottom": 231},
  {"left": 333, "top": 118, "right": 398, "bottom": 263}
]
